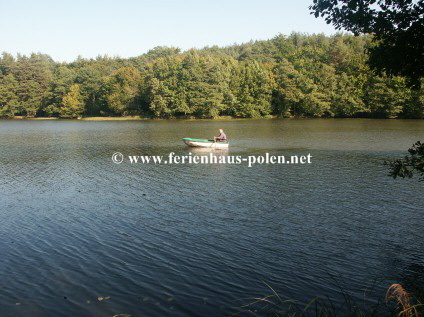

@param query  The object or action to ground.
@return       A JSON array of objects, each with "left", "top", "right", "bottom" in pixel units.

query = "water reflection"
[{"left": 187, "top": 147, "right": 229, "bottom": 155}]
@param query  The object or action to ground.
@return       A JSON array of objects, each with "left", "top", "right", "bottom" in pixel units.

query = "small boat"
[{"left": 183, "top": 137, "right": 229, "bottom": 148}]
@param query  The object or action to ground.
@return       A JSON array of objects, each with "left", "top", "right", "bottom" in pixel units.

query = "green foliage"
[
  {"left": 74, "top": 66, "right": 103, "bottom": 115},
  {"left": 103, "top": 66, "right": 142, "bottom": 115},
  {"left": 0, "top": 74, "right": 19, "bottom": 117},
  {"left": 146, "top": 56, "right": 187, "bottom": 117},
  {"left": 309, "top": 0, "right": 424, "bottom": 88},
  {"left": 387, "top": 141, "right": 424, "bottom": 181},
  {"left": 330, "top": 73, "right": 366, "bottom": 117},
  {"left": 13, "top": 53, "right": 53, "bottom": 116},
  {"left": 0, "top": 52, "right": 16, "bottom": 76},
  {"left": 60, "top": 84, "right": 84, "bottom": 118},
  {"left": 365, "top": 76, "right": 408, "bottom": 118},
  {"left": 0, "top": 32, "right": 422, "bottom": 119},
  {"left": 44, "top": 66, "right": 77, "bottom": 116},
  {"left": 144, "top": 46, "right": 181, "bottom": 61},
  {"left": 182, "top": 53, "right": 229, "bottom": 118},
  {"left": 233, "top": 61, "right": 273, "bottom": 118},
  {"left": 272, "top": 59, "right": 304, "bottom": 116},
  {"left": 402, "top": 87, "right": 424, "bottom": 119}
]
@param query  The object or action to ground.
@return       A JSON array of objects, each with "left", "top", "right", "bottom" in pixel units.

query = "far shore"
[
  {"left": 3, "top": 115, "right": 264, "bottom": 121},
  {"left": 1, "top": 115, "right": 422, "bottom": 121},
  {"left": 8, "top": 115, "right": 146, "bottom": 121},
  {"left": 11, "top": 116, "right": 60, "bottom": 120}
]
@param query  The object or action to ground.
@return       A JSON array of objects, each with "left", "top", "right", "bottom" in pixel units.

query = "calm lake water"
[{"left": 0, "top": 119, "right": 423, "bottom": 317}]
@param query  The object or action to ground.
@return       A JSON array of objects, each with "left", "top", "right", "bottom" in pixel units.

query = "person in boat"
[{"left": 214, "top": 129, "right": 227, "bottom": 142}]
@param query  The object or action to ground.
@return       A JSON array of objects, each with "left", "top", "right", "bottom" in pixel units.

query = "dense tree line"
[
  {"left": 310, "top": 0, "right": 424, "bottom": 88},
  {"left": 0, "top": 33, "right": 423, "bottom": 119}
]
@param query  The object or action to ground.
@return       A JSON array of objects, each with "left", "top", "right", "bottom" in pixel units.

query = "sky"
[{"left": 0, "top": 0, "right": 338, "bottom": 62}]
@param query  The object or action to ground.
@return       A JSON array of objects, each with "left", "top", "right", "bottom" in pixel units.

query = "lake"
[{"left": 0, "top": 119, "right": 423, "bottom": 316}]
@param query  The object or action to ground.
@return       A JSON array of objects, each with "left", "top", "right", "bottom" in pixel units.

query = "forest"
[{"left": 0, "top": 32, "right": 423, "bottom": 119}]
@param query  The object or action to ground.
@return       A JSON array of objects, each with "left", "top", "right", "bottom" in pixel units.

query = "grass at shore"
[
  {"left": 79, "top": 116, "right": 146, "bottom": 121},
  {"left": 79, "top": 115, "right": 271, "bottom": 121},
  {"left": 12, "top": 116, "right": 59, "bottom": 120},
  {"left": 234, "top": 282, "right": 423, "bottom": 317}
]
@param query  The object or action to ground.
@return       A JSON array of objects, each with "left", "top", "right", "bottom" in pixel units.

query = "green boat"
[{"left": 182, "top": 138, "right": 229, "bottom": 148}]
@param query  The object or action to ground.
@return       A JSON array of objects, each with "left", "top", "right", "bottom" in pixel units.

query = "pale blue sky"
[{"left": 0, "top": 0, "right": 337, "bottom": 62}]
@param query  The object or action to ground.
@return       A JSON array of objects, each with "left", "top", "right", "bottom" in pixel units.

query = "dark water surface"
[{"left": 0, "top": 119, "right": 423, "bottom": 317}]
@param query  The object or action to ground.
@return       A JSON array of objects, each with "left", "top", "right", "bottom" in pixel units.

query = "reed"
[
  {"left": 234, "top": 281, "right": 423, "bottom": 317},
  {"left": 386, "top": 283, "right": 424, "bottom": 317}
]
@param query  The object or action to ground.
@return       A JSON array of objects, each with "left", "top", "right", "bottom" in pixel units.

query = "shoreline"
[
  {"left": 1, "top": 115, "right": 422, "bottom": 121},
  {"left": 3, "top": 115, "right": 265, "bottom": 121}
]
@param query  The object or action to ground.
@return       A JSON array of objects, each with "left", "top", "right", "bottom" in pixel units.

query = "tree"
[
  {"left": 148, "top": 78, "right": 170, "bottom": 117},
  {"left": 146, "top": 55, "right": 188, "bottom": 117},
  {"left": 402, "top": 87, "right": 424, "bottom": 119},
  {"left": 0, "top": 32, "right": 420, "bottom": 119},
  {"left": 74, "top": 65, "right": 103, "bottom": 115},
  {"left": 272, "top": 59, "right": 304, "bottom": 116},
  {"left": 181, "top": 53, "right": 228, "bottom": 118},
  {"left": 310, "top": 0, "right": 424, "bottom": 88},
  {"left": 103, "top": 66, "right": 142, "bottom": 115},
  {"left": 0, "top": 74, "right": 19, "bottom": 117},
  {"left": 387, "top": 141, "right": 424, "bottom": 181},
  {"left": 0, "top": 52, "right": 16, "bottom": 76},
  {"left": 297, "top": 87, "right": 331, "bottom": 117},
  {"left": 60, "top": 84, "right": 84, "bottom": 118},
  {"left": 144, "top": 46, "right": 181, "bottom": 61},
  {"left": 44, "top": 66, "right": 76, "bottom": 116},
  {"left": 330, "top": 73, "right": 366, "bottom": 117},
  {"left": 233, "top": 61, "right": 273, "bottom": 118},
  {"left": 364, "top": 75, "right": 408, "bottom": 118},
  {"left": 14, "top": 53, "right": 53, "bottom": 116}
]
